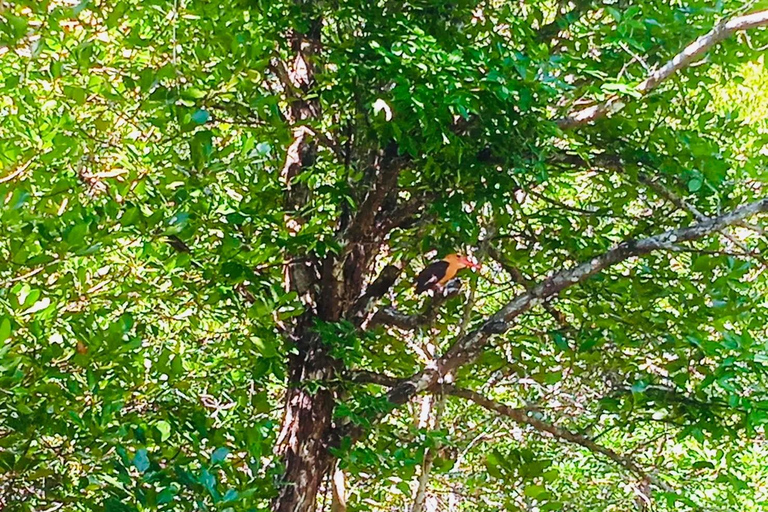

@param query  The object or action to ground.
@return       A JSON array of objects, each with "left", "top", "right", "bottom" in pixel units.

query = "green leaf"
[
  {"left": 190, "top": 130, "right": 214, "bottom": 168},
  {"left": 133, "top": 449, "right": 150, "bottom": 473},
  {"left": 524, "top": 484, "right": 547, "bottom": 498},
  {"left": 0, "top": 318, "right": 10, "bottom": 342},
  {"left": 191, "top": 109, "right": 210, "bottom": 125},
  {"left": 211, "top": 447, "right": 230, "bottom": 464},
  {"left": 606, "top": 7, "right": 622, "bottom": 22},
  {"left": 688, "top": 177, "right": 703, "bottom": 192},
  {"left": 67, "top": 223, "right": 88, "bottom": 246},
  {"left": 156, "top": 421, "right": 171, "bottom": 442}
]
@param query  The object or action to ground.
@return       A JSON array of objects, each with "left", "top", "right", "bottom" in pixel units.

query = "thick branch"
[
  {"left": 348, "top": 265, "right": 402, "bottom": 326},
  {"left": 558, "top": 9, "right": 768, "bottom": 129},
  {"left": 379, "top": 197, "right": 768, "bottom": 416},
  {"left": 370, "top": 279, "right": 463, "bottom": 331}
]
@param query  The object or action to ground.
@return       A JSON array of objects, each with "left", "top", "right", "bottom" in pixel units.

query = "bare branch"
[{"left": 558, "top": 9, "right": 768, "bottom": 129}]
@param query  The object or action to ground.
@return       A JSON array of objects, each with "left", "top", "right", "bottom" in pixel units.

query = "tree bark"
[
  {"left": 274, "top": 329, "right": 339, "bottom": 512},
  {"left": 273, "top": 8, "right": 336, "bottom": 511}
]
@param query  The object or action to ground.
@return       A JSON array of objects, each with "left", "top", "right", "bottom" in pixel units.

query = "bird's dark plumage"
[{"left": 415, "top": 260, "right": 450, "bottom": 294}]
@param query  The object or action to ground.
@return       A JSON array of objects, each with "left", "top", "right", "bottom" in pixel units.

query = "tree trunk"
[
  {"left": 273, "top": 328, "right": 338, "bottom": 512},
  {"left": 273, "top": 8, "right": 335, "bottom": 510},
  {"left": 331, "top": 463, "right": 348, "bottom": 512}
]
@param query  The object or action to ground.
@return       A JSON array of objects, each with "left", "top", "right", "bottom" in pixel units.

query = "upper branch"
[
  {"left": 558, "top": 9, "right": 768, "bottom": 129},
  {"left": 535, "top": 0, "right": 593, "bottom": 43}
]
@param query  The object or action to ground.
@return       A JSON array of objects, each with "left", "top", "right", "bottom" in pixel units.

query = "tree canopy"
[{"left": 2, "top": 1, "right": 768, "bottom": 511}]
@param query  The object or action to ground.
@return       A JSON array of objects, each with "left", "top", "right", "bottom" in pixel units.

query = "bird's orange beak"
[{"left": 461, "top": 257, "right": 481, "bottom": 270}]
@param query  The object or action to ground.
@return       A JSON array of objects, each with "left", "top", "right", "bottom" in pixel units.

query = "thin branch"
[
  {"left": 639, "top": 173, "right": 766, "bottom": 265},
  {"left": 410, "top": 231, "right": 494, "bottom": 512},
  {"left": 487, "top": 246, "right": 572, "bottom": 330},
  {"left": 550, "top": 152, "right": 765, "bottom": 263},
  {"left": 558, "top": 9, "right": 768, "bottom": 129},
  {"left": 445, "top": 386, "right": 670, "bottom": 490},
  {"left": 526, "top": 189, "right": 608, "bottom": 216}
]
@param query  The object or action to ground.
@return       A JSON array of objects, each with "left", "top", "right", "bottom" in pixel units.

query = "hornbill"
[{"left": 415, "top": 253, "right": 479, "bottom": 294}]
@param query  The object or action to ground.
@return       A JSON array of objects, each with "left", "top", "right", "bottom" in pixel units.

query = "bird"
[{"left": 415, "top": 253, "right": 479, "bottom": 294}]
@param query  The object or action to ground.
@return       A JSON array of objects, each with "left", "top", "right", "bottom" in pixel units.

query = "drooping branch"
[
  {"left": 558, "top": 9, "right": 768, "bottom": 129},
  {"left": 373, "top": 197, "right": 768, "bottom": 421},
  {"left": 446, "top": 386, "right": 666, "bottom": 489}
]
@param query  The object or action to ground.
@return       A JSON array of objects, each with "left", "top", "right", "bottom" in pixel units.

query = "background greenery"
[{"left": 2, "top": 0, "right": 768, "bottom": 511}]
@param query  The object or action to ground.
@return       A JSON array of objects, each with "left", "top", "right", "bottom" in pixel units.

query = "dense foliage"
[{"left": 2, "top": 1, "right": 768, "bottom": 511}]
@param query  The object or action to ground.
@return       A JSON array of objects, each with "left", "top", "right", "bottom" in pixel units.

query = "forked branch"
[{"left": 373, "top": 197, "right": 768, "bottom": 422}]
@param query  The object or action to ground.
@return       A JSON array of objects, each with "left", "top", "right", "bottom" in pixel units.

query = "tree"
[{"left": 2, "top": 1, "right": 768, "bottom": 511}]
